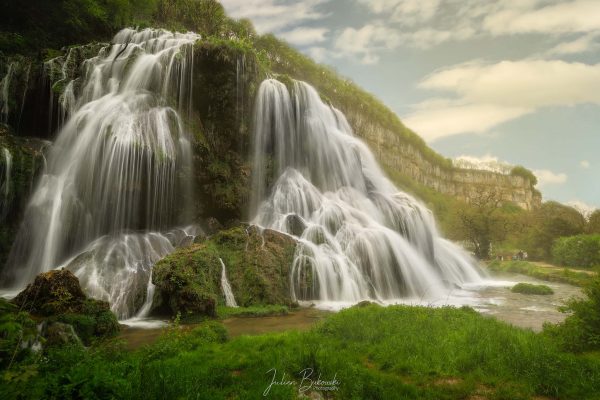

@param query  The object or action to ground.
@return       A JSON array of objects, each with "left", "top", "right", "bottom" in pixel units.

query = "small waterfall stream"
[
  {"left": 0, "top": 147, "right": 12, "bottom": 220},
  {"left": 220, "top": 258, "right": 238, "bottom": 308},
  {"left": 251, "top": 79, "right": 484, "bottom": 307}
]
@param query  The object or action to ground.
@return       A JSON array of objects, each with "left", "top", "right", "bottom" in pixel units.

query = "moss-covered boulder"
[
  {"left": 0, "top": 298, "right": 38, "bottom": 368},
  {"left": 152, "top": 225, "right": 297, "bottom": 318},
  {"left": 11, "top": 269, "right": 119, "bottom": 344}
]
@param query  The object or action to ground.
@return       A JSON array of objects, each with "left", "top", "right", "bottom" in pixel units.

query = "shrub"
[
  {"left": 511, "top": 283, "right": 554, "bottom": 295},
  {"left": 552, "top": 234, "right": 600, "bottom": 268},
  {"left": 510, "top": 165, "right": 538, "bottom": 186},
  {"left": 544, "top": 276, "right": 600, "bottom": 352}
]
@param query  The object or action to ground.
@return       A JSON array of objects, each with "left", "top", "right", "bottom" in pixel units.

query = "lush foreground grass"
[
  {"left": 487, "top": 260, "right": 593, "bottom": 287},
  {"left": 511, "top": 283, "right": 554, "bottom": 295},
  {"left": 217, "top": 305, "right": 289, "bottom": 318},
  {"left": 2, "top": 305, "right": 600, "bottom": 399}
]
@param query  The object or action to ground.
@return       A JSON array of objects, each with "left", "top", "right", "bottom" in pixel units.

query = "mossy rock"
[
  {"left": 11, "top": 269, "right": 119, "bottom": 344},
  {"left": 152, "top": 225, "right": 297, "bottom": 318},
  {"left": 12, "top": 269, "right": 87, "bottom": 315},
  {"left": 511, "top": 282, "right": 554, "bottom": 295}
]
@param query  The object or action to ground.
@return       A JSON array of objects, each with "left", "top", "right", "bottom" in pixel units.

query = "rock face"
[
  {"left": 12, "top": 269, "right": 86, "bottom": 315},
  {"left": 0, "top": 128, "right": 47, "bottom": 276},
  {"left": 152, "top": 225, "right": 297, "bottom": 317},
  {"left": 11, "top": 269, "right": 119, "bottom": 344},
  {"left": 345, "top": 113, "right": 542, "bottom": 210}
]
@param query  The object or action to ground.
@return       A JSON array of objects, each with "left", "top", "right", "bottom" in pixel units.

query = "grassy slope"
[{"left": 3, "top": 305, "right": 600, "bottom": 399}]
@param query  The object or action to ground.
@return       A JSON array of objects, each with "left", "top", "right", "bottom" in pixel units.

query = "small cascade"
[
  {"left": 3, "top": 28, "right": 201, "bottom": 319},
  {"left": 251, "top": 79, "right": 484, "bottom": 306},
  {"left": 0, "top": 62, "right": 16, "bottom": 125},
  {"left": 0, "top": 147, "right": 12, "bottom": 220},
  {"left": 220, "top": 258, "right": 238, "bottom": 308}
]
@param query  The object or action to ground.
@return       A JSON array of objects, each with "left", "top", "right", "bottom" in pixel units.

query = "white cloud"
[
  {"left": 546, "top": 32, "right": 600, "bottom": 56},
  {"left": 356, "top": 0, "right": 441, "bottom": 25},
  {"left": 533, "top": 169, "right": 567, "bottom": 187},
  {"left": 580, "top": 160, "right": 591, "bottom": 169},
  {"left": 352, "top": 0, "right": 600, "bottom": 51},
  {"left": 405, "top": 59, "right": 600, "bottom": 141},
  {"left": 220, "top": 0, "right": 328, "bottom": 33},
  {"left": 483, "top": 0, "right": 600, "bottom": 36},
  {"left": 403, "top": 101, "right": 529, "bottom": 142},
  {"left": 567, "top": 200, "right": 597, "bottom": 218},
  {"left": 306, "top": 46, "right": 329, "bottom": 62},
  {"left": 279, "top": 27, "right": 329, "bottom": 46},
  {"left": 453, "top": 154, "right": 513, "bottom": 174},
  {"left": 333, "top": 23, "right": 401, "bottom": 64}
]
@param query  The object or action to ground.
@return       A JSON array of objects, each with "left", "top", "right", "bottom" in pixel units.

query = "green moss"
[
  {"left": 511, "top": 283, "right": 554, "bottom": 295},
  {"left": 152, "top": 225, "right": 297, "bottom": 318},
  {"left": 0, "top": 299, "right": 38, "bottom": 369}
]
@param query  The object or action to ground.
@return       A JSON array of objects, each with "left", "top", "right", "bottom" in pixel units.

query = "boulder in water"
[{"left": 152, "top": 225, "right": 297, "bottom": 318}]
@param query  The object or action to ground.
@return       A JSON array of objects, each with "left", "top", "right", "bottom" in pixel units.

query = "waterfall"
[
  {"left": 0, "top": 147, "right": 12, "bottom": 220},
  {"left": 2, "top": 28, "right": 200, "bottom": 319},
  {"left": 0, "top": 62, "right": 16, "bottom": 125},
  {"left": 220, "top": 258, "right": 238, "bottom": 308},
  {"left": 251, "top": 79, "right": 484, "bottom": 306}
]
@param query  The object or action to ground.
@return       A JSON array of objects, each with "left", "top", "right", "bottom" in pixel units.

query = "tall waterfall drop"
[
  {"left": 2, "top": 28, "right": 200, "bottom": 319},
  {"left": 251, "top": 79, "right": 484, "bottom": 306}
]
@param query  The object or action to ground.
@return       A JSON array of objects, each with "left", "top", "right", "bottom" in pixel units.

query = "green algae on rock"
[{"left": 152, "top": 225, "right": 297, "bottom": 318}]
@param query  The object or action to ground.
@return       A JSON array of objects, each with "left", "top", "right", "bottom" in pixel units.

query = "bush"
[
  {"left": 510, "top": 165, "right": 538, "bottom": 186},
  {"left": 552, "top": 234, "right": 600, "bottom": 268},
  {"left": 544, "top": 276, "right": 600, "bottom": 352},
  {"left": 511, "top": 283, "right": 554, "bottom": 295}
]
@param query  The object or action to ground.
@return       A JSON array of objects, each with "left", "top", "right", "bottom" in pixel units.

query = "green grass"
[
  {"left": 511, "top": 283, "right": 554, "bottom": 295},
  {"left": 217, "top": 305, "right": 289, "bottom": 318},
  {"left": 3, "top": 305, "right": 600, "bottom": 399},
  {"left": 487, "top": 260, "right": 593, "bottom": 287}
]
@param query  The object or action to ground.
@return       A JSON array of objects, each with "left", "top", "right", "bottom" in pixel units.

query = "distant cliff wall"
[{"left": 345, "top": 112, "right": 542, "bottom": 210}]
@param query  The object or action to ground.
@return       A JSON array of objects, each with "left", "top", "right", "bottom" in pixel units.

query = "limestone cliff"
[{"left": 346, "top": 113, "right": 542, "bottom": 210}]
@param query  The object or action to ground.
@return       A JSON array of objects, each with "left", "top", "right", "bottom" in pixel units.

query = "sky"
[{"left": 220, "top": 0, "right": 600, "bottom": 213}]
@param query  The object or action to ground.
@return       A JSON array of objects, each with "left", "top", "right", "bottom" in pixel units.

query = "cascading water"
[
  {"left": 251, "top": 79, "right": 484, "bottom": 307},
  {"left": 2, "top": 28, "right": 201, "bottom": 319},
  {"left": 0, "top": 147, "right": 12, "bottom": 221},
  {"left": 220, "top": 258, "right": 238, "bottom": 308},
  {"left": 0, "top": 62, "right": 16, "bottom": 125}
]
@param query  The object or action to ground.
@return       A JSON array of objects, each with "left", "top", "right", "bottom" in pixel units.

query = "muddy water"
[
  {"left": 471, "top": 272, "right": 582, "bottom": 331},
  {"left": 117, "top": 272, "right": 583, "bottom": 349},
  {"left": 118, "top": 308, "right": 330, "bottom": 350}
]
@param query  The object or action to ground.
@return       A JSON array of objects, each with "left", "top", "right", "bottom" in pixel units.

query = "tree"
[
  {"left": 510, "top": 165, "right": 538, "bottom": 186},
  {"left": 587, "top": 210, "right": 600, "bottom": 234},
  {"left": 448, "top": 186, "right": 523, "bottom": 259},
  {"left": 523, "top": 201, "right": 586, "bottom": 260}
]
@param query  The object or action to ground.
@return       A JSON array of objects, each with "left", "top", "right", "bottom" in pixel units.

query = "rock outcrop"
[
  {"left": 11, "top": 269, "right": 119, "bottom": 345},
  {"left": 152, "top": 225, "right": 297, "bottom": 317},
  {"left": 345, "top": 113, "right": 542, "bottom": 210}
]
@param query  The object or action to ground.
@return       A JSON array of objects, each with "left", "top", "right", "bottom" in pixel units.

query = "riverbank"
[{"left": 486, "top": 260, "right": 596, "bottom": 287}]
